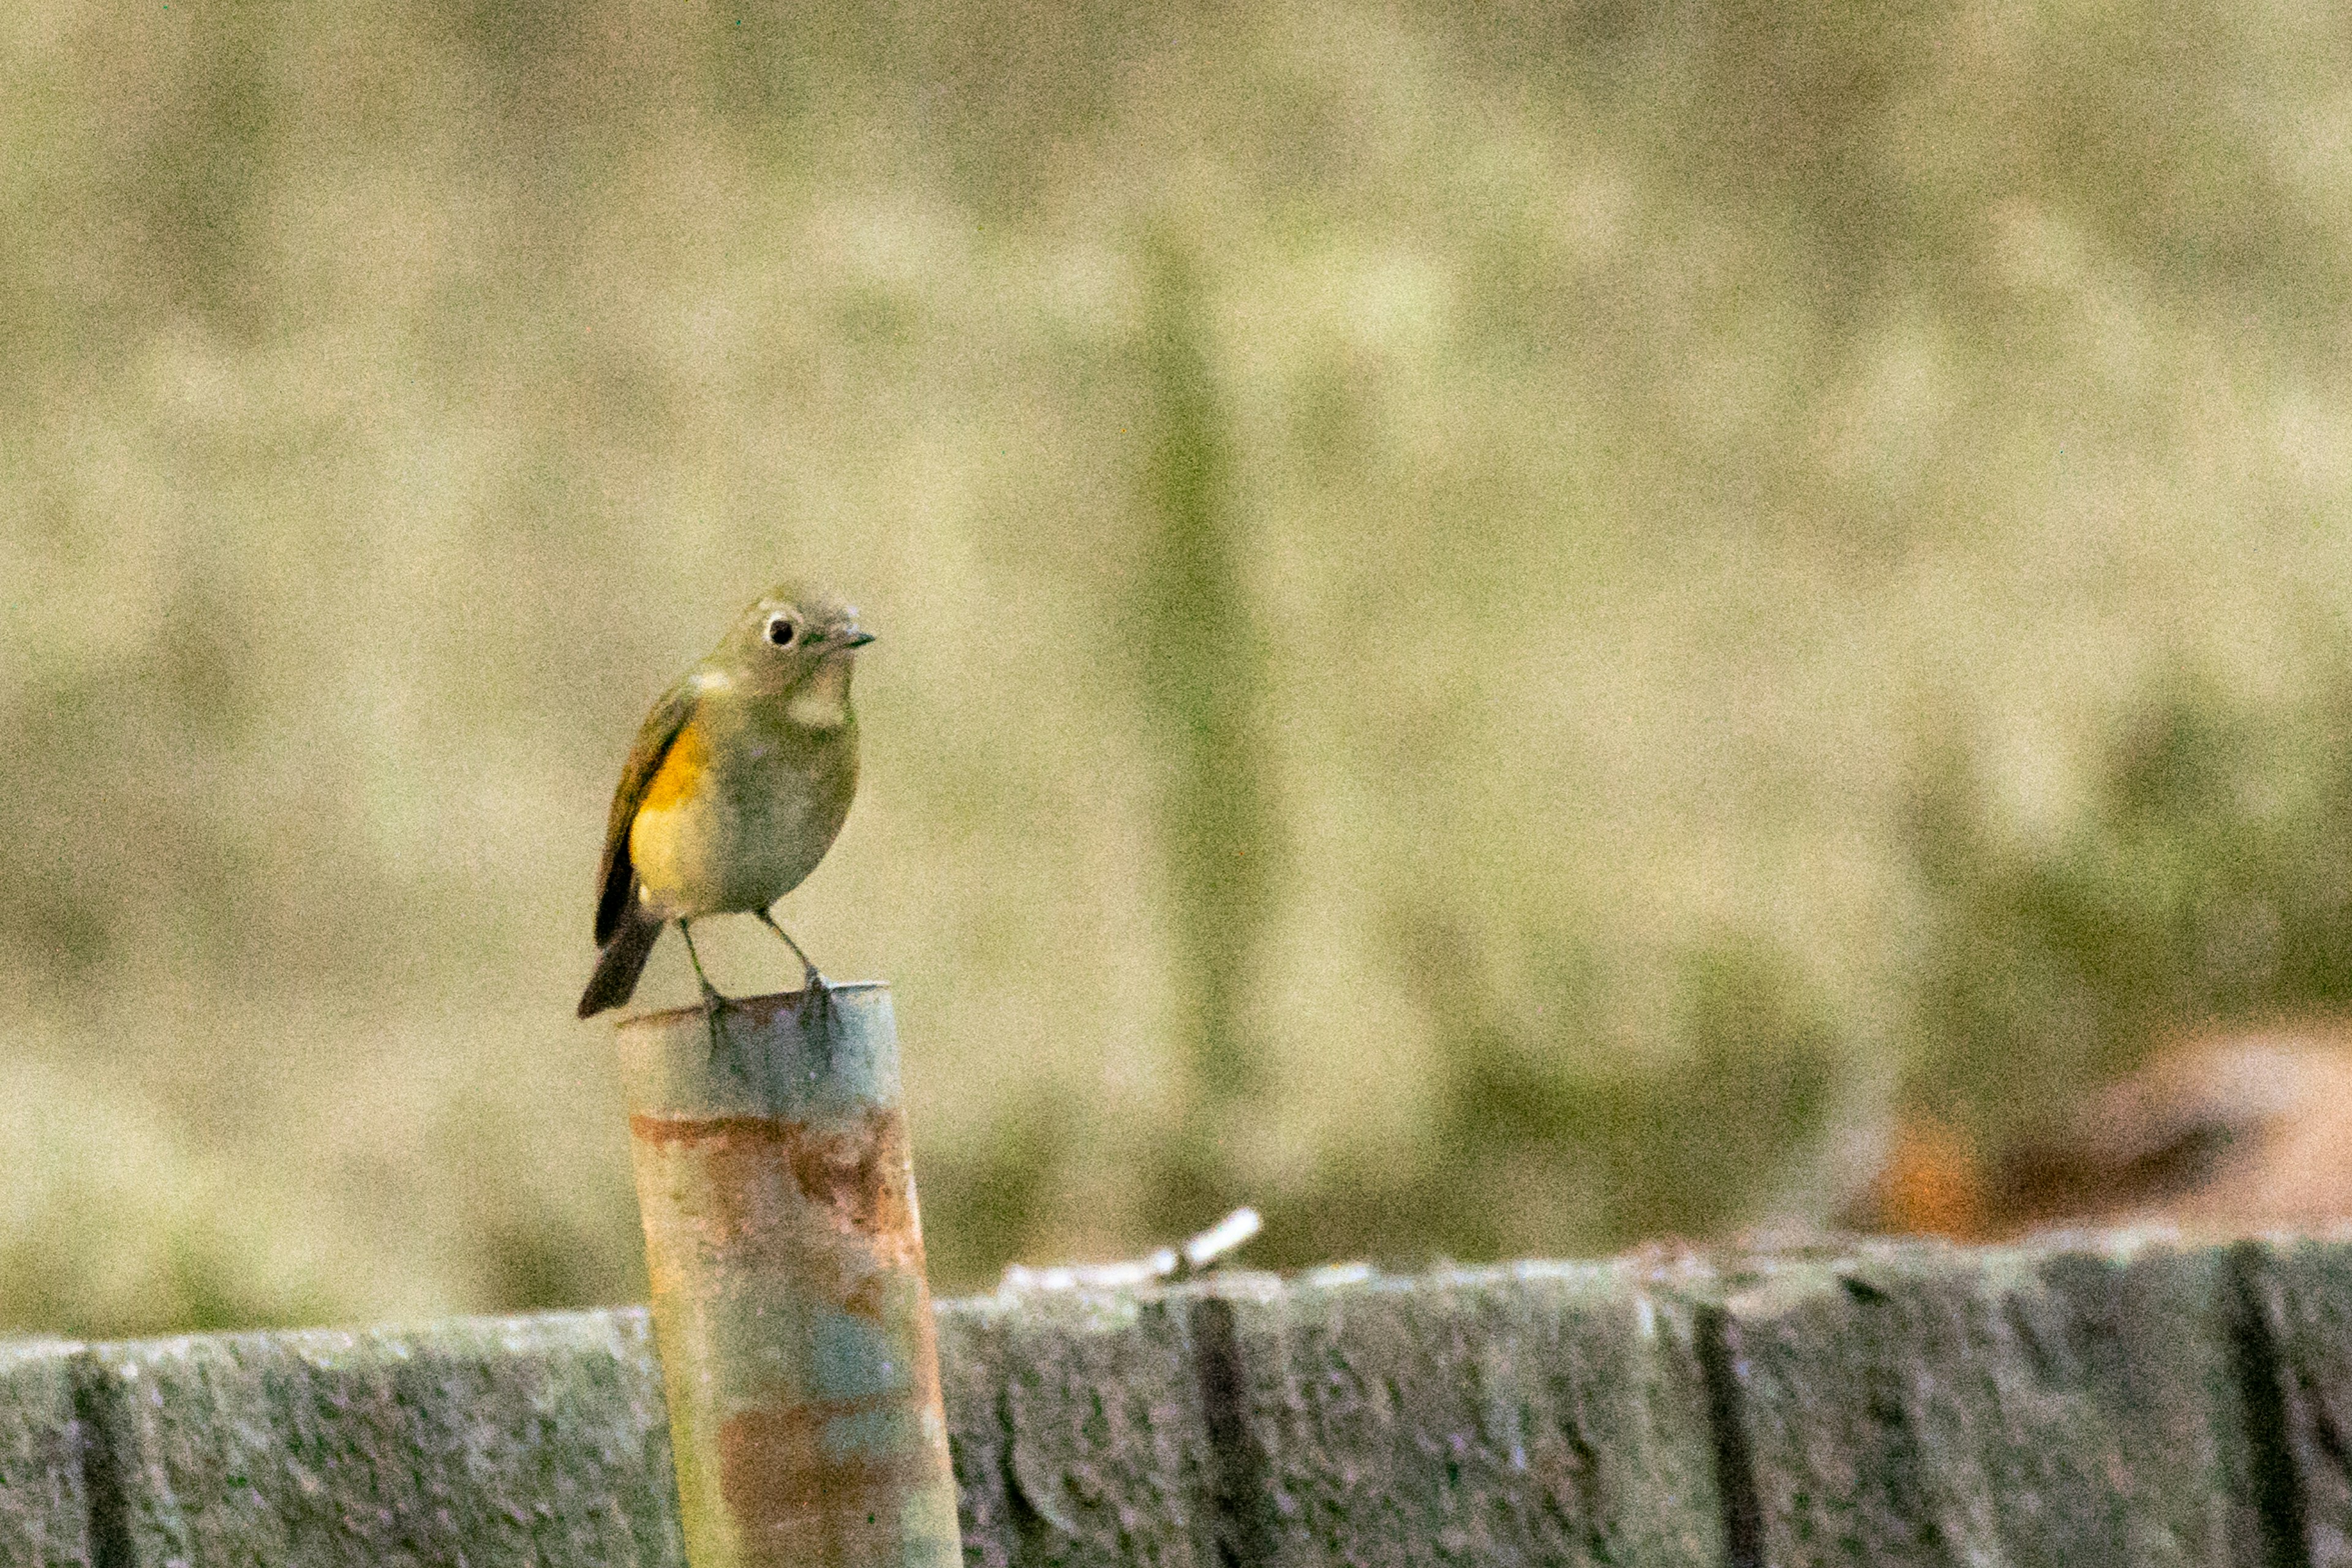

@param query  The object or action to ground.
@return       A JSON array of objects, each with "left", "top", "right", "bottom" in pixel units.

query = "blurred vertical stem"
[{"left": 1136, "top": 235, "right": 1278, "bottom": 1157}]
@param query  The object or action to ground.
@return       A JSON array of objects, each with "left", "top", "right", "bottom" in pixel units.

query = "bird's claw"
[
  {"left": 699, "top": 982, "right": 738, "bottom": 1067},
  {"left": 797, "top": 965, "right": 833, "bottom": 1020}
]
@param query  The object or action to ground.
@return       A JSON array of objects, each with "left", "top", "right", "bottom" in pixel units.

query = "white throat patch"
[{"left": 785, "top": 656, "right": 853, "bottom": 729}]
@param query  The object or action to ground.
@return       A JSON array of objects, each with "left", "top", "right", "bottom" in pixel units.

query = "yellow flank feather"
[
  {"left": 637, "top": 715, "right": 711, "bottom": 816},
  {"left": 627, "top": 717, "right": 711, "bottom": 913}
]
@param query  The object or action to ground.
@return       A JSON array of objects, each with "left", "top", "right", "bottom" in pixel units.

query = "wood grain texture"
[
  {"left": 938, "top": 1288, "right": 1218, "bottom": 1568},
  {"left": 1204, "top": 1262, "right": 1725, "bottom": 1568},
  {"left": 0, "top": 1340, "right": 89, "bottom": 1568},
  {"left": 2233, "top": 1232, "right": 2352, "bottom": 1568},
  {"left": 1689, "top": 1234, "right": 2261, "bottom": 1568},
  {"left": 80, "top": 1310, "right": 684, "bottom": 1567},
  {"left": 3, "top": 1235, "right": 2341, "bottom": 1568}
]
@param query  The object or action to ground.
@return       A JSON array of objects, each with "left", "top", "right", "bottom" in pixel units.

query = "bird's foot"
[
  {"left": 794, "top": 965, "right": 837, "bottom": 1073},
  {"left": 797, "top": 963, "right": 834, "bottom": 1022},
  {"left": 755, "top": 910, "right": 829, "bottom": 1020},
  {"left": 699, "top": 981, "right": 738, "bottom": 1068}
]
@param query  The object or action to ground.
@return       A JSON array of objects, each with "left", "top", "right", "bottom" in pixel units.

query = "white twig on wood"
[{"left": 997, "top": 1207, "right": 1262, "bottom": 1294}]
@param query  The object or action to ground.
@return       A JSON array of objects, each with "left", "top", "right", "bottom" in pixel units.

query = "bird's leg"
[
  {"left": 755, "top": 908, "right": 831, "bottom": 1029},
  {"left": 754, "top": 908, "right": 827, "bottom": 996},
  {"left": 679, "top": 919, "right": 734, "bottom": 1063}
]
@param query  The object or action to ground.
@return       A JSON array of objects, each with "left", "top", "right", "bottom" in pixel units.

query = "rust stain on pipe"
[
  {"left": 628, "top": 1109, "right": 918, "bottom": 1254},
  {"left": 717, "top": 1396, "right": 952, "bottom": 1564},
  {"left": 616, "top": 984, "right": 960, "bottom": 1568}
]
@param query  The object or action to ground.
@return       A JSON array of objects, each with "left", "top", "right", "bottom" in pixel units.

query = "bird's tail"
[{"left": 578, "top": 909, "right": 663, "bottom": 1018}]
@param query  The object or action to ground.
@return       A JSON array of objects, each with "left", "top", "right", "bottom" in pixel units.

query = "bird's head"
[{"left": 713, "top": 581, "right": 874, "bottom": 715}]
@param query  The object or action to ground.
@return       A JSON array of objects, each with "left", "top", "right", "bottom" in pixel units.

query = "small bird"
[{"left": 577, "top": 581, "right": 872, "bottom": 1023}]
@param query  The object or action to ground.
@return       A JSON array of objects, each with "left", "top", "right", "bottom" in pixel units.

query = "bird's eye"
[{"left": 765, "top": 615, "right": 797, "bottom": 647}]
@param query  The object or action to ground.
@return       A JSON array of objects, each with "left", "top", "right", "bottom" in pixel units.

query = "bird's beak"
[{"left": 838, "top": 628, "right": 876, "bottom": 648}]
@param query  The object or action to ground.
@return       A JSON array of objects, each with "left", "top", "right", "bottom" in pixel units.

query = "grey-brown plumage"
[{"left": 579, "top": 582, "right": 870, "bottom": 1019}]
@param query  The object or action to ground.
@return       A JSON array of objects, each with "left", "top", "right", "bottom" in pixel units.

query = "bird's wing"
[{"left": 593, "top": 673, "right": 701, "bottom": 945}]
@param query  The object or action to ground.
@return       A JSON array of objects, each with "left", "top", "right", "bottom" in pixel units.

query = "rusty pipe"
[{"left": 616, "top": 984, "right": 960, "bottom": 1568}]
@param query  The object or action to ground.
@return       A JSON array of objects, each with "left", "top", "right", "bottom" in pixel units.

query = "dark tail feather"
[{"left": 578, "top": 911, "right": 663, "bottom": 1018}]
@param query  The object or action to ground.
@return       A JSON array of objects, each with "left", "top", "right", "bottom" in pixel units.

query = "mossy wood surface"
[
  {"left": 0, "top": 1340, "right": 86, "bottom": 1568},
  {"left": 1693, "top": 1236, "right": 2261, "bottom": 1567},
  {"left": 1, "top": 1233, "right": 2346, "bottom": 1566}
]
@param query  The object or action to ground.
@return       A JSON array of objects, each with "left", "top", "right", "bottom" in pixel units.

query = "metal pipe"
[{"left": 615, "top": 984, "right": 961, "bottom": 1568}]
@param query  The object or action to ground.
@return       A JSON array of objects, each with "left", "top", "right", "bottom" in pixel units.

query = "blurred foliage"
[
  {"left": 1904, "top": 674, "right": 2352, "bottom": 1151},
  {"left": 1269, "top": 925, "right": 1847, "bottom": 1267},
  {"left": 3, "top": 0, "right": 2352, "bottom": 1335}
]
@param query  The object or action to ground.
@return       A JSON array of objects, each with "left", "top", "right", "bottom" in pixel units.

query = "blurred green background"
[{"left": 5, "top": 0, "right": 2352, "bottom": 1337}]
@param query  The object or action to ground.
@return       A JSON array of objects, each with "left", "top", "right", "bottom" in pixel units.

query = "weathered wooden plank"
[
  {"left": 1210, "top": 1261, "right": 1727, "bottom": 1567},
  {"left": 83, "top": 1307, "right": 685, "bottom": 1567},
  {"left": 2, "top": 1236, "right": 2317, "bottom": 1566},
  {"left": 938, "top": 1287, "right": 1217, "bottom": 1568},
  {"left": 936, "top": 1300, "right": 1019, "bottom": 1568},
  {"left": 1703, "top": 1235, "right": 2259, "bottom": 1568},
  {"left": 2232, "top": 1232, "right": 2352, "bottom": 1567},
  {"left": 0, "top": 1339, "right": 91, "bottom": 1568}
]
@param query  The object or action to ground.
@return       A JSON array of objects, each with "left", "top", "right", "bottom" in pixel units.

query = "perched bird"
[{"left": 578, "top": 582, "right": 872, "bottom": 1023}]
